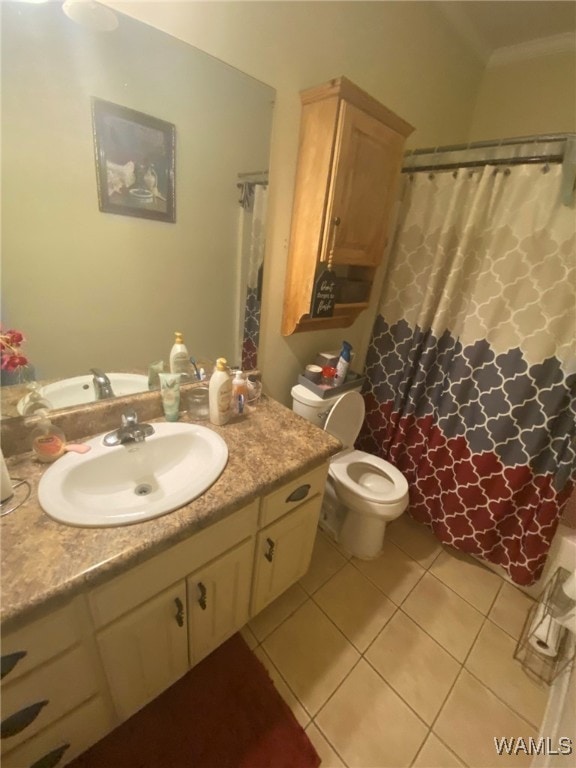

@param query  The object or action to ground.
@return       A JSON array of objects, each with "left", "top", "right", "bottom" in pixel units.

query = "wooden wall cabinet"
[{"left": 282, "top": 76, "right": 414, "bottom": 335}]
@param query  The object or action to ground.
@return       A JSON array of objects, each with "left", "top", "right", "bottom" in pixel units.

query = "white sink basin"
[
  {"left": 17, "top": 373, "right": 149, "bottom": 413},
  {"left": 38, "top": 422, "right": 228, "bottom": 527}
]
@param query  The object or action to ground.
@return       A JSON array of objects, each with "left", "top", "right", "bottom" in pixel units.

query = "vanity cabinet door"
[
  {"left": 251, "top": 495, "right": 321, "bottom": 616},
  {"left": 187, "top": 538, "right": 253, "bottom": 666},
  {"left": 96, "top": 581, "right": 189, "bottom": 722}
]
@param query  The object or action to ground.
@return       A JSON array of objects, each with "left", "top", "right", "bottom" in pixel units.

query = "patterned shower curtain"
[
  {"left": 357, "top": 163, "right": 576, "bottom": 585},
  {"left": 240, "top": 184, "right": 268, "bottom": 371}
]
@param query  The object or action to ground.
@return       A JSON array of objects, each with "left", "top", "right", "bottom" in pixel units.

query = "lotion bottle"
[
  {"left": 170, "top": 332, "right": 189, "bottom": 375},
  {"left": 209, "top": 358, "right": 232, "bottom": 426}
]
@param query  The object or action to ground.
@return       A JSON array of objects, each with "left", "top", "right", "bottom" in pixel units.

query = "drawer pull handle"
[
  {"left": 286, "top": 484, "right": 311, "bottom": 503},
  {"left": 265, "top": 537, "right": 275, "bottom": 562},
  {"left": 1, "top": 700, "right": 49, "bottom": 739},
  {"left": 174, "top": 597, "right": 185, "bottom": 628},
  {"left": 30, "top": 743, "right": 71, "bottom": 768},
  {"left": 198, "top": 582, "right": 207, "bottom": 611},
  {"left": 1, "top": 650, "right": 27, "bottom": 680}
]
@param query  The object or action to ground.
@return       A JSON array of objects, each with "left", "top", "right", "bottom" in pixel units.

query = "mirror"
[{"left": 0, "top": 1, "right": 274, "bottom": 419}]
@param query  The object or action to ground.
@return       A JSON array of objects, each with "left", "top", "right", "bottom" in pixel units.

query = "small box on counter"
[
  {"left": 297, "top": 371, "right": 365, "bottom": 399},
  {"left": 315, "top": 351, "right": 339, "bottom": 369}
]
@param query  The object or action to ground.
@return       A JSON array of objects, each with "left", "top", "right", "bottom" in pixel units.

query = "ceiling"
[{"left": 439, "top": 1, "right": 576, "bottom": 61}]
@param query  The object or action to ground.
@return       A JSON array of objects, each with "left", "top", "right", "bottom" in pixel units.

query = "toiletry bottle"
[
  {"left": 334, "top": 341, "right": 352, "bottom": 386},
  {"left": 31, "top": 410, "right": 66, "bottom": 463},
  {"left": 159, "top": 372, "right": 181, "bottom": 422},
  {"left": 170, "top": 332, "right": 189, "bottom": 375},
  {"left": 209, "top": 358, "right": 233, "bottom": 426},
  {"left": 231, "top": 370, "right": 248, "bottom": 415}
]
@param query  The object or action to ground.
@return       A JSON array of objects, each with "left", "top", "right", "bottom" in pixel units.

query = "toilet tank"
[{"left": 291, "top": 384, "right": 361, "bottom": 429}]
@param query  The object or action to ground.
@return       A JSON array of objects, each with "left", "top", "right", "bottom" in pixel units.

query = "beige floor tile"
[
  {"left": 412, "top": 733, "right": 464, "bottom": 767},
  {"left": 262, "top": 600, "right": 360, "bottom": 716},
  {"left": 466, "top": 620, "right": 548, "bottom": 728},
  {"left": 429, "top": 547, "right": 503, "bottom": 614},
  {"left": 313, "top": 562, "right": 396, "bottom": 651},
  {"left": 435, "top": 669, "right": 537, "bottom": 767},
  {"left": 316, "top": 659, "right": 428, "bottom": 768},
  {"left": 248, "top": 582, "right": 308, "bottom": 641},
  {"left": 299, "top": 532, "right": 348, "bottom": 594},
  {"left": 305, "top": 723, "right": 346, "bottom": 767},
  {"left": 386, "top": 515, "right": 443, "bottom": 569},
  {"left": 489, "top": 581, "right": 535, "bottom": 640},
  {"left": 402, "top": 573, "right": 484, "bottom": 662},
  {"left": 366, "top": 610, "right": 460, "bottom": 724},
  {"left": 353, "top": 540, "right": 425, "bottom": 605},
  {"left": 252, "top": 645, "right": 310, "bottom": 728}
]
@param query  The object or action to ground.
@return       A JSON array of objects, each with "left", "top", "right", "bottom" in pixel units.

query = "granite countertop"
[{"left": 0, "top": 397, "right": 341, "bottom": 630}]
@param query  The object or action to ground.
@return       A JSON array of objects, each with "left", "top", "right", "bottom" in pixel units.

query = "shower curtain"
[
  {"left": 357, "top": 162, "right": 576, "bottom": 585},
  {"left": 240, "top": 184, "right": 268, "bottom": 371}
]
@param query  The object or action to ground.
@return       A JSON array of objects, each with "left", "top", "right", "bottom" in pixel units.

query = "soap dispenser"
[
  {"left": 209, "top": 358, "right": 232, "bottom": 425},
  {"left": 31, "top": 410, "right": 66, "bottom": 463}
]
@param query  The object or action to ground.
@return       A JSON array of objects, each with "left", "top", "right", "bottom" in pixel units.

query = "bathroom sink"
[
  {"left": 17, "top": 373, "right": 149, "bottom": 413},
  {"left": 38, "top": 422, "right": 228, "bottom": 527}
]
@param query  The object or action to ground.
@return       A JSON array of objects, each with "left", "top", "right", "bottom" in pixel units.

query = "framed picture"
[{"left": 92, "top": 98, "right": 175, "bottom": 222}]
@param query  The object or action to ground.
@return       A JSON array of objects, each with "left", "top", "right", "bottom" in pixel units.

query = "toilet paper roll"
[
  {"left": 528, "top": 602, "right": 564, "bottom": 658},
  {"left": 0, "top": 449, "right": 14, "bottom": 504}
]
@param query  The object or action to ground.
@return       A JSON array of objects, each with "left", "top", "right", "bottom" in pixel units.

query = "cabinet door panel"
[
  {"left": 2, "top": 696, "right": 113, "bottom": 768},
  {"left": 1, "top": 645, "right": 100, "bottom": 753},
  {"left": 97, "top": 582, "right": 188, "bottom": 722},
  {"left": 187, "top": 539, "right": 253, "bottom": 666},
  {"left": 325, "top": 101, "right": 405, "bottom": 267},
  {"left": 251, "top": 496, "right": 321, "bottom": 616}
]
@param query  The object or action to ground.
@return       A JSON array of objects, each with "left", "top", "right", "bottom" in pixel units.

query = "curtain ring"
[
  {"left": 504, "top": 167, "right": 511, "bottom": 176},
  {"left": 542, "top": 163, "right": 550, "bottom": 174},
  {"left": 452, "top": 170, "right": 458, "bottom": 179},
  {"left": 428, "top": 172, "right": 435, "bottom": 181}
]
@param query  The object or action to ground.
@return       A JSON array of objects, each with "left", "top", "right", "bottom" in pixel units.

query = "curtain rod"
[
  {"left": 402, "top": 133, "right": 575, "bottom": 173},
  {"left": 404, "top": 133, "right": 575, "bottom": 158},
  {"left": 401, "top": 154, "right": 564, "bottom": 174}
]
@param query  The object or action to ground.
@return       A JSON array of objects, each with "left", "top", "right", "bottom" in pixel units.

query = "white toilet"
[{"left": 291, "top": 385, "right": 409, "bottom": 559}]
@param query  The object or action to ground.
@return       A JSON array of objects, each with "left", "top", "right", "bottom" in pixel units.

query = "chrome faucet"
[
  {"left": 90, "top": 368, "right": 115, "bottom": 400},
  {"left": 103, "top": 409, "right": 155, "bottom": 447}
]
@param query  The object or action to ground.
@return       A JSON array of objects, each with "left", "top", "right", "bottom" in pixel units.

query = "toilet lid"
[{"left": 324, "top": 390, "right": 365, "bottom": 448}]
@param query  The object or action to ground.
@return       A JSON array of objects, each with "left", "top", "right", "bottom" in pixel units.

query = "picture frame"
[{"left": 91, "top": 98, "right": 175, "bottom": 222}]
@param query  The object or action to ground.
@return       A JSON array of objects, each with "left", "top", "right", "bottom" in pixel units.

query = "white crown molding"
[{"left": 488, "top": 32, "right": 576, "bottom": 68}]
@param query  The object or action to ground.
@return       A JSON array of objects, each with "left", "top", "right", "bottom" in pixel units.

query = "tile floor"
[{"left": 241, "top": 515, "right": 552, "bottom": 768}]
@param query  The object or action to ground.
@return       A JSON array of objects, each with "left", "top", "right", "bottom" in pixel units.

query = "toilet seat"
[
  {"left": 330, "top": 450, "right": 409, "bottom": 504},
  {"left": 323, "top": 390, "right": 366, "bottom": 449}
]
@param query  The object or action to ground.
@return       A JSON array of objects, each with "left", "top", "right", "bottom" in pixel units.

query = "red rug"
[{"left": 69, "top": 633, "right": 320, "bottom": 768}]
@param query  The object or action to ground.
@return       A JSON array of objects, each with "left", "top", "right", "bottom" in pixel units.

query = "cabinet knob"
[
  {"left": 30, "top": 743, "right": 71, "bottom": 768},
  {"left": 264, "top": 537, "right": 275, "bottom": 562},
  {"left": 1, "top": 650, "right": 27, "bottom": 681},
  {"left": 286, "top": 484, "right": 311, "bottom": 503},
  {"left": 1, "top": 700, "right": 49, "bottom": 739},
  {"left": 197, "top": 582, "right": 207, "bottom": 611},
  {"left": 174, "top": 597, "right": 185, "bottom": 628}
]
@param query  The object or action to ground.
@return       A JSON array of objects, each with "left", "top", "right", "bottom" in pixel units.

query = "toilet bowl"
[{"left": 291, "top": 385, "right": 409, "bottom": 559}]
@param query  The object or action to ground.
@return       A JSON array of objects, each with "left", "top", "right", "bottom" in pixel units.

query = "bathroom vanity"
[{"left": 0, "top": 397, "right": 340, "bottom": 767}]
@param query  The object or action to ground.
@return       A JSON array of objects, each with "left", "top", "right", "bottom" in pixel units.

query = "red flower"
[{"left": 0, "top": 327, "right": 29, "bottom": 373}]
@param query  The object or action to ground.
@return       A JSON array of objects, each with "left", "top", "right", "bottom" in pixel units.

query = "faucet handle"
[{"left": 121, "top": 409, "right": 139, "bottom": 428}]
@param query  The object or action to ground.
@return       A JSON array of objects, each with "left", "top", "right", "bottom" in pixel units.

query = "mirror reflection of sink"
[
  {"left": 17, "top": 373, "right": 149, "bottom": 413},
  {"left": 38, "top": 422, "right": 228, "bottom": 527}
]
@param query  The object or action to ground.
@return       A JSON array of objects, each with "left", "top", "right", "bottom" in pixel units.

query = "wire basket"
[{"left": 514, "top": 567, "right": 575, "bottom": 685}]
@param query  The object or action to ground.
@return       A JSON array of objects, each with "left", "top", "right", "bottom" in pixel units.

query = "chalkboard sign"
[{"left": 310, "top": 268, "right": 337, "bottom": 318}]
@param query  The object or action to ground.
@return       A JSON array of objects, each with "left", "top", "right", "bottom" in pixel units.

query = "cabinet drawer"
[
  {"left": 89, "top": 500, "right": 258, "bottom": 628},
  {"left": 260, "top": 464, "right": 328, "bottom": 527},
  {"left": 1, "top": 599, "right": 84, "bottom": 684},
  {"left": 1, "top": 645, "right": 100, "bottom": 753},
  {"left": 2, "top": 695, "right": 114, "bottom": 768}
]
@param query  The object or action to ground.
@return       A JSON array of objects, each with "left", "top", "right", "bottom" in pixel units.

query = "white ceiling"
[{"left": 439, "top": 1, "right": 576, "bottom": 61}]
